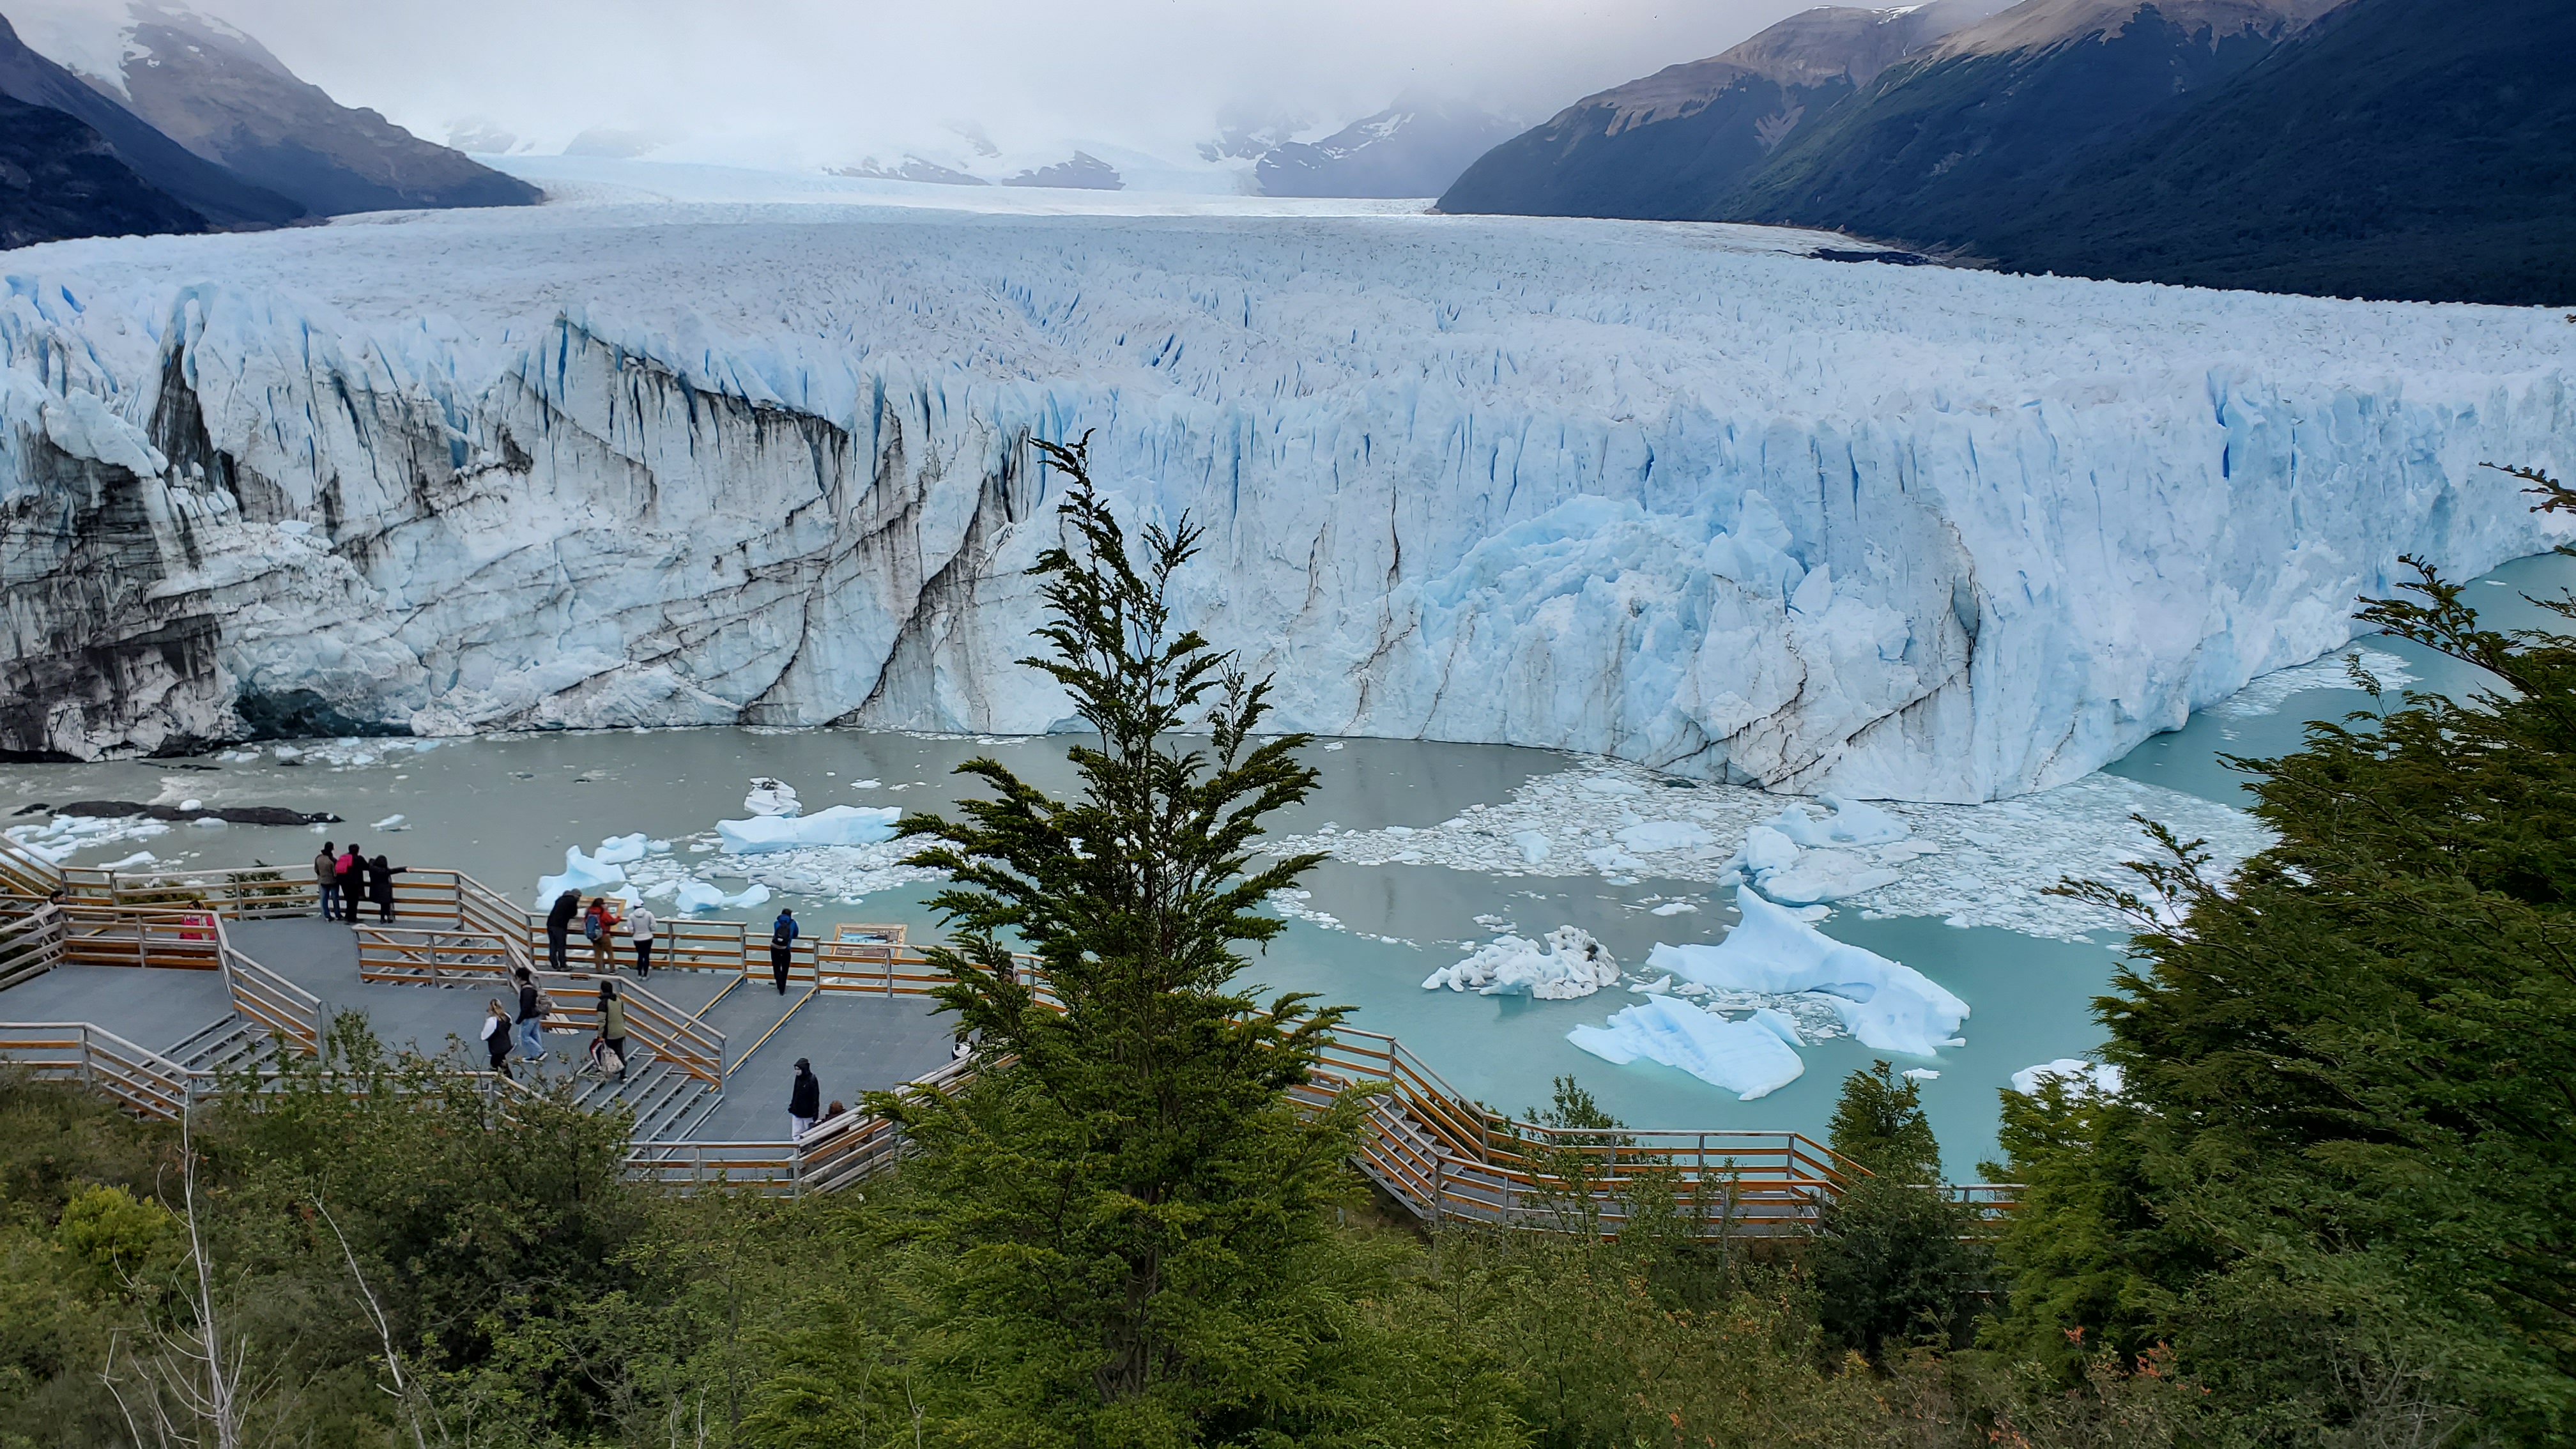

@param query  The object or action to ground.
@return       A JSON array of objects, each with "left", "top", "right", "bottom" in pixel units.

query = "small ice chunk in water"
[
  {"left": 371, "top": 814, "right": 407, "bottom": 830},
  {"left": 1421, "top": 926, "right": 1618, "bottom": 999},
  {"left": 742, "top": 778, "right": 801, "bottom": 817},
  {"left": 1902, "top": 1068, "right": 1940, "bottom": 1080},
  {"left": 850, "top": 778, "right": 883, "bottom": 790},
  {"left": 1511, "top": 830, "right": 1551, "bottom": 864},
  {"left": 1321, "top": 742, "right": 1345, "bottom": 751},
  {"left": 2011, "top": 1058, "right": 2124, "bottom": 1096},
  {"left": 1648, "top": 888, "right": 1968, "bottom": 1057},
  {"left": 717, "top": 805, "right": 902, "bottom": 854},
  {"left": 179, "top": 799, "right": 203, "bottom": 811},
  {"left": 1567, "top": 997, "right": 1806, "bottom": 1100},
  {"left": 1650, "top": 901, "right": 1698, "bottom": 916},
  {"left": 593, "top": 832, "right": 652, "bottom": 864}
]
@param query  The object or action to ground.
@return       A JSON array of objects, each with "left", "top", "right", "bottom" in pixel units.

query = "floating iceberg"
[
  {"left": 742, "top": 778, "right": 801, "bottom": 817},
  {"left": 537, "top": 846, "right": 628, "bottom": 903},
  {"left": 671, "top": 878, "right": 774, "bottom": 914},
  {"left": 1567, "top": 996, "right": 1807, "bottom": 1100},
  {"left": 1647, "top": 889, "right": 1968, "bottom": 1057},
  {"left": 1511, "top": 830, "right": 1552, "bottom": 864},
  {"left": 1422, "top": 926, "right": 1618, "bottom": 999},
  {"left": 592, "top": 832, "right": 653, "bottom": 865},
  {"left": 716, "top": 804, "right": 903, "bottom": 854},
  {"left": 2011, "top": 1058, "right": 2124, "bottom": 1097},
  {"left": 370, "top": 813, "right": 408, "bottom": 830},
  {"left": 1726, "top": 799, "right": 1911, "bottom": 903}
]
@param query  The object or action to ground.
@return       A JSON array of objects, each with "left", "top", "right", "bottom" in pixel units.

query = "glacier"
[{"left": 1, "top": 183, "right": 2570, "bottom": 800}]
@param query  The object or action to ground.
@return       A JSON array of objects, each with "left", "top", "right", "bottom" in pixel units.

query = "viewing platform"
[{"left": 0, "top": 843, "right": 2011, "bottom": 1232}]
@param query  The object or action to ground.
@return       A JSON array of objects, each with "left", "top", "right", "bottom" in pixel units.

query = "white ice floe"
[
  {"left": 592, "top": 832, "right": 654, "bottom": 864},
  {"left": 1650, "top": 901, "right": 1698, "bottom": 916},
  {"left": 1567, "top": 997, "right": 1807, "bottom": 1100},
  {"left": 1422, "top": 925, "right": 1618, "bottom": 999},
  {"left": 716, "top": 804, "right": 901, "bottom": 854},
  {"left": 4, "top": 814, "right": 174, "bottom": 864},
  {"left": 2213, "top": 649, "right": 2416, "bottom": 718},
  {"left": 742, "top": 778, "right": 801, "bottom": 816},
  {"left": 1902, "top": 1068, "right": 1940, "bottom": 1081},
  {"left": 370, "top": 813, "right": 407, "bottom": 830},
  {"left": 668, "top": 878, "right": 774, "bottom": 913},
  {"left": 1269, "top": 762, "right": 2271, "bottom": 940},
  {"left": 1648, "top": 889, "right": 1970, "bottom": 1057},
  {"left": 1616, "top": 820, "right": 1715, "bottom": 852},
  {"left": 97, "top": 851, "right": 157, "bottom": 870},
  {"left": 536, "top": 846, "right": 627, "bottom": 903},
  {"left": 2011, "top": 1058, "right": 2125, "bottom": 1097}
]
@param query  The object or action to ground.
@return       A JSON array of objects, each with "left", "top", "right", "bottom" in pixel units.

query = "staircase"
[
  {"left": 568, "top": 1045, "right": 721, "bottom": 1142},
  {"left": 169, "top": 1015, "right": 266, "bottom": 1077}
]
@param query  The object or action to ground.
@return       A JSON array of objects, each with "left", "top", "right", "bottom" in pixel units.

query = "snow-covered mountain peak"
[{"left": 1931, "top": 0, "right": 2342, "bottom": 59}]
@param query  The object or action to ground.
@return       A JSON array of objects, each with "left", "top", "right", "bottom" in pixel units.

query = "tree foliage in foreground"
[
  {"left": 1993, "top": 467, "right": 2576, "bottom": 1445},
  {"left": 880, "top": 434, "right": 1383, "bottom": 1444}
]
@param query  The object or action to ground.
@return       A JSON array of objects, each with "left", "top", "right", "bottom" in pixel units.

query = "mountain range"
[
  {"left": 0, "top": 0, "right": 534, "bottom": 249},
  {"left": 1442, "top": 0, "right": 2576, "bottom": 305}
]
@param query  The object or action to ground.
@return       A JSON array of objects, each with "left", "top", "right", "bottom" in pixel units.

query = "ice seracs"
[
  {"left": 1421, "top": 925, "right": 1619, "bottom": 998},
  {"left": 0, "top": 192, "right": 2563, "bottom": 788}
]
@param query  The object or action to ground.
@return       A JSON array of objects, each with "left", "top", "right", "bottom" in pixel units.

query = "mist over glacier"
[{"left": 1, "top": 193, "right": 2568, "bottom": 800}]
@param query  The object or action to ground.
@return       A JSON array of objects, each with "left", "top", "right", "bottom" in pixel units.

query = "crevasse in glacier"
[{"left": 0, "top": 199, "right": 2568, "bottom": 799}]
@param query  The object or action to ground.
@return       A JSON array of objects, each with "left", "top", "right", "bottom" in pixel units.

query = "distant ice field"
[{"left": 2, "top": 157, "right": 2570, "bottom": 798}]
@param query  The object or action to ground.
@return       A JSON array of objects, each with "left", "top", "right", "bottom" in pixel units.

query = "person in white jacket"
[{"left": 629, "top": 905, "right": 657, "bottom": 978}]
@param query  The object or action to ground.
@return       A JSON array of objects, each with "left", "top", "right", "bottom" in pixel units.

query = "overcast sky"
[{"left": 176, "top": 0, "right": 1811, "bottom": 165}]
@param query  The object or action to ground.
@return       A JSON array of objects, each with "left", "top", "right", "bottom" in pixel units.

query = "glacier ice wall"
[{"left": 0, "top": 201, "right": 2569, "bottom": 799}]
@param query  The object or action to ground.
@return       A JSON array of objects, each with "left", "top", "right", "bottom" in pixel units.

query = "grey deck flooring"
[
  {"left": 0, "top": 965, "right": 234, "bottom": 1054},
  {"left": 693, "top": 992, "right": 955, "bottom": 1140}
]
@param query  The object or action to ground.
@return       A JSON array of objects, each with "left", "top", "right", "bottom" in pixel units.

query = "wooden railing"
[
  {"left": 220, "top": 938, "right": 323, "bottom": 1054},
  {"left": 0, "top": 841, "right": 61, "bottom": 907},
  {"left": 0, "top": 1022, "right": 194, "bottom": 1119},
  {"left": 355, "top": 924, "right": 518, "bottom": 986},
  {"left": 0, "top": 906, "right": 65, "bottom": 990},
  {"left": 57, "top": 864, "right": 315, "bottom": 918},
  {"left": 55, "top": 905, "right": 227, "bottom": 970}
]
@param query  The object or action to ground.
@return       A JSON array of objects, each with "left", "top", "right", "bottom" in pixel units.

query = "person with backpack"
[
  {"left": 481, "top": 999, "right": 514, "bottom": 1077},
  {"left": 514, "top": 967, "right": 546, "bottom": 1063},
  {"left": 628, "top": 903, "right": 657, "bottom": 978},
  {"left": 335, "top": 843, "right": 365, "bottom": 924},
  {"left": 314, "top": 841, "right": 340, "bottom": 920},
  {"left": 545, "top": 889, "right": 579, "bottom": 972},
  {"left": 788, "top": 1058, "right": 820, "bottom": 1138},
  {"left": 368, "top": 854, "right": 406, "bottom": 923},
  {"left": 769, "top": 908, "right": 799, "bottom": 993},
  {"left": 595, "top": 979, "right": 629, "bottom": 1083},
  {"left": 583, "top": 896, "right": 620, "bottom": 974}
]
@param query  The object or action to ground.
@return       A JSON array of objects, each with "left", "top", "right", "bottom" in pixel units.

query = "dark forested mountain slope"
[
  {"left": 1961, "top": 0, "right": 2576, "bottom": 303},
  {"left": 1441, "top": 0, "right": 2001, "bottom": 218},
  {"left": 0, "top": 90, "right": 204, "bottom": 247},
  {"left": 0, "top": 10, "right": 301, "bottom": 229}
]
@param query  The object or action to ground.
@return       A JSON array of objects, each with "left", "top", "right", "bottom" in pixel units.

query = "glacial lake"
[{"left": 7, "top": 548, "right": 2567, "bottom": 1174}]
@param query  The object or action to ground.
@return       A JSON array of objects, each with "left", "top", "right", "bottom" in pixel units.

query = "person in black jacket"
[
  {"left": 481, "top": 999, "right": 514, "bottom": 1077},
  {"left": 788, "top": 1058, "right": 820, "bottom": 1139},
  {"left": 336, "top": 842, "right": 365, "bottom": 924},
  {"left": 545, "top": 890, "right": 580, "bottom": 972},
  {"left": 367, "top": 854, "right": 406, "bottom": 923},
  {"left": 769, "top": 908, "right": 799, "bottom": 994},
  {"left": 514, "top": 967, "right": 547, "bottom": 1064}
]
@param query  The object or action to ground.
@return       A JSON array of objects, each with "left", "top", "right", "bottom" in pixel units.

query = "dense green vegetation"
[{"left": 0, "top": 453, "right": 2565, "bottom": 1446}]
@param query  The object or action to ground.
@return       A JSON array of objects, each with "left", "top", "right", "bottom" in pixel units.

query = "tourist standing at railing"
[
  {"left": 545, "top": 889, "right": 579, "bottom": 972},
  {"left": 482, "top": 998, "right": 514, "bottom": 1077},
  {"left": 314, "top": 841, "right": 339, "bottom": 921},
  {"left": 789, "top": 1057, "right": 820, "bottom": 1138},
  {"left": 367, "top": 854, "right": 405, "bottom": 923},
  {"left": 335, "top": 843, "right": 365, "bottom": 924},
  {"left": 770, "top": 908, "right": 798, "bottom": 993},
  {"left": 583, "top": 896, "right": 620, "bottom": 973},
  {"left": 629, "top": 904, "right": 656, "bottom": 978},
  {"left": 597, "top": 979, "right": 629, "bottom": 1083},
  {"left": 514, "top": 967, "right": 547, "bottom": 1063}
]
